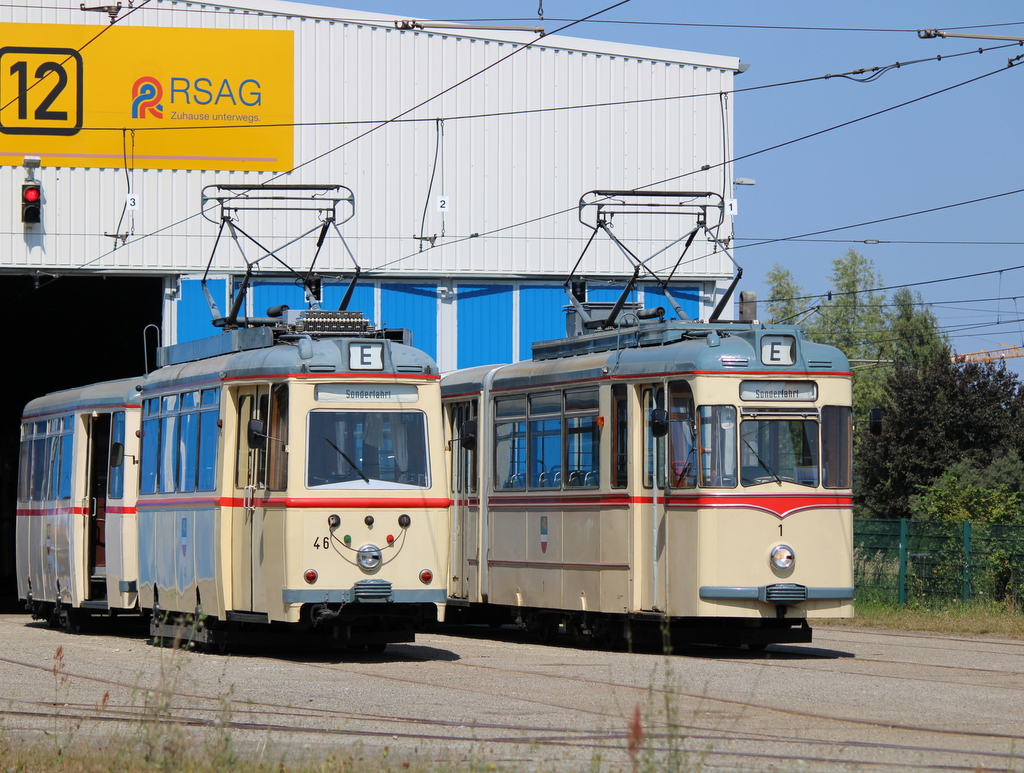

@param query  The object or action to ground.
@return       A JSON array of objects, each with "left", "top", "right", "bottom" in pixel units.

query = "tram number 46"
[
  {"left": 313, "top": 536, "right": 333, "bottom": 549},
  {"left": 0, "top": 47, "right": 84, "bottom": 136}
]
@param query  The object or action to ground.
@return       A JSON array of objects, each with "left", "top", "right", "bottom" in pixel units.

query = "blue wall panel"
[
  {"left": 519, "top": 285, "right": 566, "bottom": 361},
  {"left": 457, "top": 284, "right": 512, "bottom": 369},
  {"left": 381, "top": 283, "right": 437, "bottom": 358},
  {"left": 179, "top": 279, "right": 225, "bottom": 344},
  {"left": 323, "top": 281, "right": 375, "bottom": 321},
  {"left": 644, "top": 285, "right": 700, "bottom": 321},
  {"left": 250, "top": 280, "right": 307, "bottom": 317},
  {"left": 588, "top": 284, "right": 637, "bottom": 303}
]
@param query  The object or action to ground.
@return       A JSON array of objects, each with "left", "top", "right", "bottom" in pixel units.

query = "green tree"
[
  {"left": 856, "top": 346, "right": 1024, "bottom": 519},
  {"left": 764, "top": 263, "right": 808, "bottom": 326},
  {"left": 883, "top": 287, "right": 947, "bottom": 370},
  {"left": 909, "top": 455, "right": 1024, "bottom": 525}
]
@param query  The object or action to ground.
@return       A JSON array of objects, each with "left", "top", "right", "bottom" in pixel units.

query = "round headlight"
[
  {"left": 357, "top": 544, "right": 383, "bottom": 571},
  {"left": 770, "top": 544, "right": 795, "bottom": 571}
]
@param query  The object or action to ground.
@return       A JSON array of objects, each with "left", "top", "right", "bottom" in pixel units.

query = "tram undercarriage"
[{"left": 447, "top": 603, "right": 814, "bottom": 650}]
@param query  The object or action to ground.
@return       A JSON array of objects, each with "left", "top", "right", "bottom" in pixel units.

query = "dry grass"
[{"left": 820, "top": 598, "right": 1024, "bottom": 638}]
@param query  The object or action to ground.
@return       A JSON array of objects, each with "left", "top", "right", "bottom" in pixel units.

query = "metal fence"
[{"left": 854, "top": 519, "right": 1024, "bottom": 606}]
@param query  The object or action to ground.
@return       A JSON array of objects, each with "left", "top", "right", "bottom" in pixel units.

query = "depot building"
[{"left": 0, "top": 0, "right": 742, "bottom": 590}]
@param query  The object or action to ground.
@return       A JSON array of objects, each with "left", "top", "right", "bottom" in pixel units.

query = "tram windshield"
[
  {"left": 740, "top": 417, "right": 818, "bottom": 487},
  {"left": 307, "top": 410, "right": 429, "bottom": 489}
]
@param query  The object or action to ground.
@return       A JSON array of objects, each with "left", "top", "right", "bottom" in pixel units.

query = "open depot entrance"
[{"left": 0, "top": 275, "right": 163, "bottom": 605}]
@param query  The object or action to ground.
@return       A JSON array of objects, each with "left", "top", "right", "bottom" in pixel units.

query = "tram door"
[
  {"left": 85, "top": 413, "right": 112, "bottom": 601},
  {"left": 448, "top": 401, "right": 478, "bottom": 600},
  {"left": 232, "top": 386, "right": 270, "bottom": 612},
  {"left": 640, "top": 386, "right": 669, "bottom": 613}
]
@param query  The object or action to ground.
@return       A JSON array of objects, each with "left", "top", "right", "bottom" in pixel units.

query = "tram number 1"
[
  {"left": 0, "top": 48, "right": 84, "bottom": 136},
  {"left": 313, "top": 535, "right": 333, "bottom": 549},
  {"left": 779, "top": 524, "right": 783, "bottom": 536}
]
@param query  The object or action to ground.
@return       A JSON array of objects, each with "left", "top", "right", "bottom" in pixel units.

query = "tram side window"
[
  {"left": 48, "top": 418, "right": 73, "bottom": 500},
  {"left": 821, "top": 405, "right": 853, "bottom": 489},
  {"left": 141, "top": 399, "right": 159, "bottom": 494},
  {"left": 198, "top": 389, "right": 220, "bottom": 490},
  {"left": 698, "top": 405, "right": 737, "bottom": 488},
  {"left": 18, "top": 420, "right": 59, "bottom": 501},
  {"left": 529, "top": 393, "right": 562, "bottom": 488},
  {"left": 159, "top": 395, "right": 178, "bottom": 494},
  {"left": 643, "top": 388, "right": 665, "bottom": 489},
  {"left": 21, "top": 417, "right": 74, "bottom": 501},
  {"left": 109, "top": 411, "right": 126, "bottom": 499},
  {"left": 178, "top": 393, "right": 199, "bottom": 492},
  {"left": 265, "top": 384, "right": 289, "bottom": 490},
  {"left": 611, "top": 385, "right": 627, "bottom": 488},
  {"left": 141, "top": 389, "right": 221, "bottom": 495},
  {"left": 16, "top": 425, "right": 31, "bottom": 500},
  {"left": 564, "top": 388, "right": 600, "bottom": 488},
  {"left": 494, "top": 397, "right": 527, "bottom": 489},
  {"left": 452, "top": 402, "right": 479, "bottom": 495},
  {"left": 668, "top": 382, "right": 696, "bottom": 488}
]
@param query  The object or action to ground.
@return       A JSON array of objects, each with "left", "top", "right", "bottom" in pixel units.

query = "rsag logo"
[
  {"left": 130, "top": 75, "right": 262, "bottom": 122},
  {"left": 132, "top": 76, "right": 163, "bottom": 119}
]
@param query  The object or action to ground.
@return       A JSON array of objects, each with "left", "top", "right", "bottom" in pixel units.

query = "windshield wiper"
[
  {"left": 323, "top": 436, "right": 369, "bottom": 483},
  {"left": 741, "top": 436, "right": 782, "bottom": 485}
]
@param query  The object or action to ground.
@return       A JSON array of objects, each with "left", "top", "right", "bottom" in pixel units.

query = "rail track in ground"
[{"left": 1, "top": 613, "right": 1022, "bottom": 771}]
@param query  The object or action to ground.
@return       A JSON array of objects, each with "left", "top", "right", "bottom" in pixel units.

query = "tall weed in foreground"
[
  {"left": 125, "top": 628, "right": 238, "bottom": 772},
  {"left": 619, "top": 625, "right": 715, "bottom": 773}
]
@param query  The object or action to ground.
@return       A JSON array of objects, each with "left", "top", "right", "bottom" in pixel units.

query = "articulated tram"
[
  {"left": 442, "top": 313, "right": 854, "bottom": 648},
  {"left": 17, "top": 309, "right": 449, "bottom": 650}
]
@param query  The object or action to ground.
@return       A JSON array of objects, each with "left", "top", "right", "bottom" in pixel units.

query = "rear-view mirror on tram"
[
  {"left": 110, "top": 442, "right": 124, "bottom": 468},
  {"left": 868, "top": 408, "right": 883, "bottom": 436},
  {"left": 650, "top": 408, "right": 669, "bottom": 438},
  {"left": 460, "top": 420, "right": 478, "bottom": 451},
  {"left": 247, "top": 419, "right": 268, "bottom": 450}
]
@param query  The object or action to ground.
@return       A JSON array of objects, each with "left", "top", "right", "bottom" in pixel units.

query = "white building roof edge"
[{"left": 159, "top": 0, "right": 742, "bottom": 71}]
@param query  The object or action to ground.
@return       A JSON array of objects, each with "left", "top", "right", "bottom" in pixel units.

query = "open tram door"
[
  {"left": 83, "top": 412, "right": 112, "bottom": 603},
  {"left": 447, "top": 401, "right": 479, "bottom": 604}
]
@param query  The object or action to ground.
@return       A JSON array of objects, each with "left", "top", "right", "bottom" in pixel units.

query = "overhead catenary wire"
[
  {"left": 17, "top": 3, "right": 1024, "bottom": 357},
  {"left": 16, "top": 0, "right": 634, "bottom": 284}
]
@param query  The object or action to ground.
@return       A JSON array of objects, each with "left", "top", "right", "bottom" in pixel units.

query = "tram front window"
[
  {"left": 307, "top": 410, "right": 429, "bottom": 489},
  {"left": 740, "top": 418, "right": 819, "bottom": 487}
]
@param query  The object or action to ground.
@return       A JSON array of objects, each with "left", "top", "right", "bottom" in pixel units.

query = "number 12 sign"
[{"left": 0, "top": 46, "right": 83, "bottom": 136}]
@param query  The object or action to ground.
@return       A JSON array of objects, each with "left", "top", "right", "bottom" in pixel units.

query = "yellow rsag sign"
[{"left": 0, "top": 23, "right": 294, "bottom": 171}]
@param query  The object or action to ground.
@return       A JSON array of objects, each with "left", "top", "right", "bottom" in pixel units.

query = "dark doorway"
[{"left": 0, "top": 275, "right": 163, "bottom": 606}]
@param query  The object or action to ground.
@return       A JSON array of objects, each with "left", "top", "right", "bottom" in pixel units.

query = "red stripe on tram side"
[
  {"left": 136, "top": 496, "right": 452, "bottom": 510},
  {"left": 661, "top": 492, "right": 854, "bottom": 519},
  {"left": 16, "top": 506, "right": 87, "bottom": 517},
  {"left": 489, "top": 492, "right": 633, "bottom": 508},
  {"left": 261, "top": 496, "right": 453, "bottom": 509},
  {"left": 482, "top": 491, "right": 852, "bottom": 520}
]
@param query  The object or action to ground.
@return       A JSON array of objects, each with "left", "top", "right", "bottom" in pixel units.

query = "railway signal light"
[{"left": 21, "top": 182, "right": 41, "bottom": 224}]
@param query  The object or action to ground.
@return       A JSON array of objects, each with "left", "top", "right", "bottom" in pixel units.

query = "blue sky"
[{"left": 303, "top": 1, "right": 1024, "bottom": 361}]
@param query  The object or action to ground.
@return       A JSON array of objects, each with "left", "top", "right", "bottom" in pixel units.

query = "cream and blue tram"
[
  {"left": 442, "top": 317, "right": 854, "bottom": 647},
  {"left": 17, "top": 310, "right": 449, "bottom": 650},
  {"left": 17, "top": 378, "right": 142, "bottom": 629}
]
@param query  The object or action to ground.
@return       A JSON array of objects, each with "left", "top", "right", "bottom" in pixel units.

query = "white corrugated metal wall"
[{"left": 0, "top": 0, "right": 739, "bottom": 367}]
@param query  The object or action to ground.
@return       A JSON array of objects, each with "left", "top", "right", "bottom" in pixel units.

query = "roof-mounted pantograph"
[
  {"left": 567, "top": 190, "right": 742, "bottom": 331},
  {"left": 198, "top": 184, "right": 362, "bottom": 330}
]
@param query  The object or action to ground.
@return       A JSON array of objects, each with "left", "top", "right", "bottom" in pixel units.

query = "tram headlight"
[
  {"left": 357, "top": 544, "right": 383, "bottom": 571},
  {"left": 770, "top": 544, "right": 795, "bottom": 571}
]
